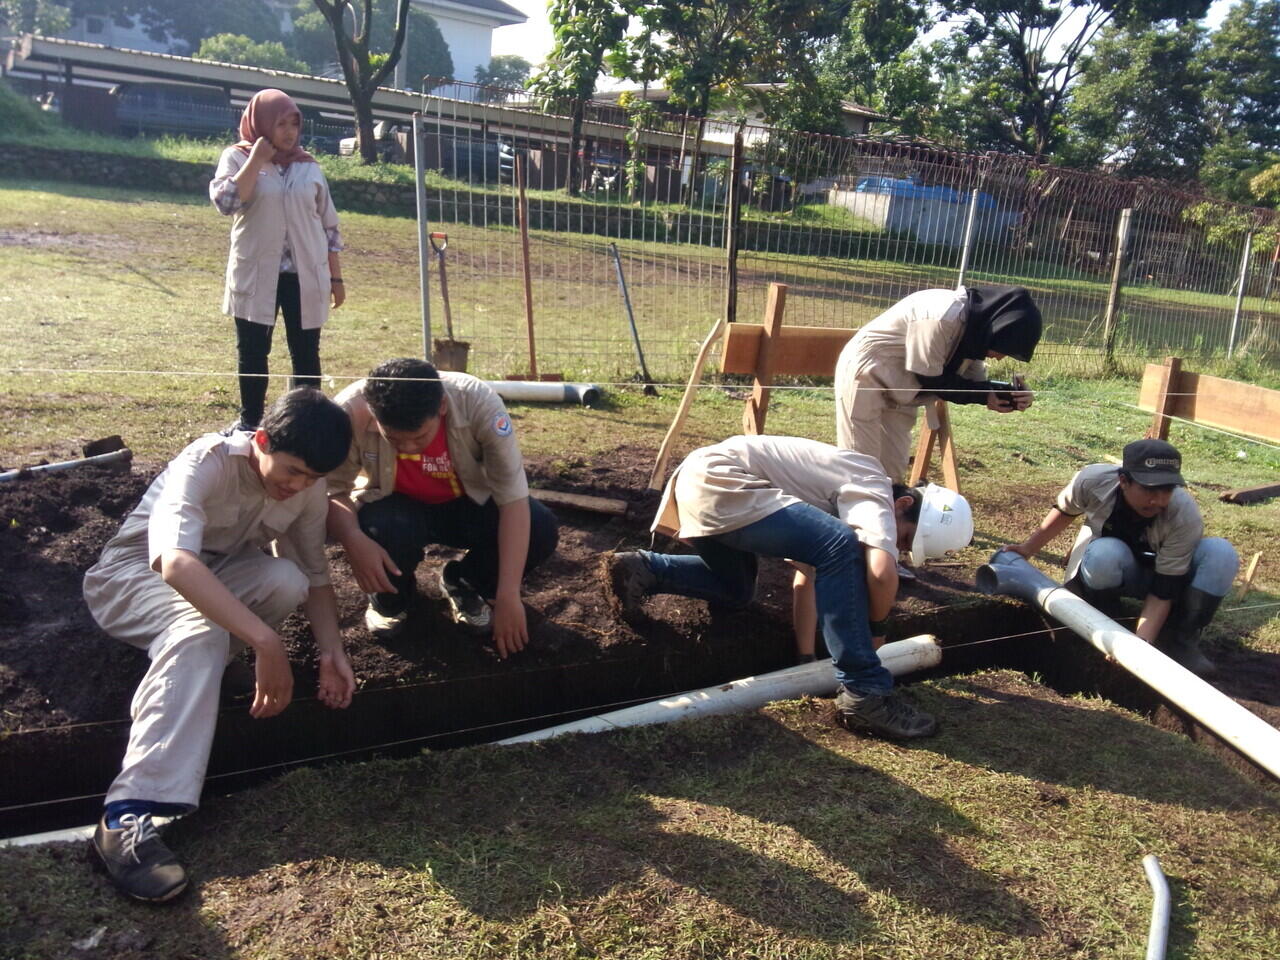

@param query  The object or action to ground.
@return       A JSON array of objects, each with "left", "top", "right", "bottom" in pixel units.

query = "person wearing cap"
[
  {"left": 601, "top": 434, "right": 971, "bottom": 740},
  {"left": 833, "top": 284, "right": 1044, "bottom": 483},
  {"left": 1002, "top": 438, "right": 1239, "bottom": 675}
]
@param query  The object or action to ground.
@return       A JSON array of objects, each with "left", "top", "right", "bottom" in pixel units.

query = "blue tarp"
[{"left": 855, "top": 176, "right": 999, "bottom": 209}]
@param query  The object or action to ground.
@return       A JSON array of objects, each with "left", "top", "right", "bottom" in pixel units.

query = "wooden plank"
[
  {"left": 530, "top": 488, "right": 629, "bottom": 517},
  {"left": 1235, "top": 551, "right": 1262, "bottom": 601},
  {"left": 648, "top": 318, "right": 725, "bottom": 490},
  {"left": 907, "top": 401, "right": 961, "bottom": 492},
  {"left": 1219, "top": 482, "right": 1280, "bottom": 505},
  {"left": 1144, "top": 356, "right": 1181, "bottom": 441},
  {"left": 936, "top": 401, "right": 961, "bottom": 493},
  {"left": 721, "top": 324, "right": 854, "bottom": 376},
  {"left": 907, "top": 413, "right": 937, "bottom": 487},
  {"left": 1138, "top": 363, "right": 1280, "bottom": 443},
  {"left": 742, "top": 283, "right": 787, "bottom": 435}
]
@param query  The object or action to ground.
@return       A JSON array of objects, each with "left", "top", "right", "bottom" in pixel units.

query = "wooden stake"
[
  {"left": 648, "top": 318, "right": 725, "bottom": 490},
  {"left": 515, "top": 153, "right": 538, "bottom": 380},
  {"left": 530, "top": 488, "right": 629, "bottom": 517},
  {"left": 907, "top": 400, "right": 961, "bottom": 492},
  {"left": 1146, "top": 356, "right": 1181, "bottom": 441},
  {"left": 1235, "top": 551, "right": 1262, "bottom": 601},
  {"left": 742, "top": 282, "right": 787, "bottom": 435}
]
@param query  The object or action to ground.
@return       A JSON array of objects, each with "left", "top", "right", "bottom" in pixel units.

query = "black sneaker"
[
  {"left": 91, "top": 814, "right": 188, "bottom": 903},
  {"left": 835, "top": 688, "right": 938, "bottom": 739},
  {"left": 440, "top": 562, "right": 492, "bottom": 632},
  {"left": 600, "top": 551, "right": 656, "bottom": 616}
]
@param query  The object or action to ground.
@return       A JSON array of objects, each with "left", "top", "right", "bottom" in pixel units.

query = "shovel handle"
[{"left": 429, "top": 232, "right": 448, "bottom": 255}]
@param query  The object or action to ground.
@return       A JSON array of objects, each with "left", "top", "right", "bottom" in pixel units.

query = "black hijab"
[{"left": 948, "top": 285, "right": 1043, "bottom": 370}]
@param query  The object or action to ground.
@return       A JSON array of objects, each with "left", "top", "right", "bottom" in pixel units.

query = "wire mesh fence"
[{"left": 413, "top": 81, "right": 1280, "bottom": 384}]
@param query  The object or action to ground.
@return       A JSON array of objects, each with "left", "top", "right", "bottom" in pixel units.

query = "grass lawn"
[{"left": 1, "top": 177, "right": 1278, "bottom": 957}]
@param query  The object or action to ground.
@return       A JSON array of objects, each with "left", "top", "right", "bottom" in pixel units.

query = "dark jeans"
[
  {"left": 642, "top": 501, "right": 893, "bottom": 696},
  {"left": 359, "top": 493, "right": 560, "bottom": 616},
  {"left": 234, "top": 271, "right": 321, "bottom": 428}
]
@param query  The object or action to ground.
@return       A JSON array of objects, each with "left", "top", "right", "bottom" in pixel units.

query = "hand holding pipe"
[{"left": 976, "top": 550, "right": 1280, "bottom": 781}]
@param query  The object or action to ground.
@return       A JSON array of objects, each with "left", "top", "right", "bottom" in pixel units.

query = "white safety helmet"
[{"left": 909, "top": 483, "right": 973, "bottom": 566}]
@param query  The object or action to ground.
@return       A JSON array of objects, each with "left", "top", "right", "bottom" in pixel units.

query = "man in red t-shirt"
[{"left": 327, "top": 358, "right": 559, "bottom": 657}]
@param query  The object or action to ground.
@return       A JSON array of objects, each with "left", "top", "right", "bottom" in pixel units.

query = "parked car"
[
  {"left": 339, "top": 120, "right": 408, "bottom": 163},
  {"left": 110, "top": 82, "right": 237, "bottom": 139}
]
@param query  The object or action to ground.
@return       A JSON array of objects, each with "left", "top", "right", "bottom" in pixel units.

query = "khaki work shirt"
[
  {"left": 1056, "top": 463, "right": 1203, "bottom": 581},
  {"left": 653, "top": 435, "right": 898, "bottom": 556},
  {"left": 328, "top": 373, "right": 529, "bottom": 508},
  {"left": 84, "top": 432, "right": 331, "bottom": 597},
  {"left": 213, "top": 147, "right": 339, "bottom": 329},
  {"left": 837, "top": 287, "right": 989, "bottom": 407}
]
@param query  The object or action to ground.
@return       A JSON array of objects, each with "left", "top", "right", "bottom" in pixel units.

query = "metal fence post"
[
  {"left": 956, "top": 188, "right": 980, "bottom": 288},
  {"left": 724, "top": 129, "right": 744, "bottom": 326},
  {"left": 412, "top": 112, "right": 433, "bottom": 362},
  {"left": 1227, "top": 229, "right": 1254, "bottom": 359},
  {"left": 1101, "top": 207, "right": 1133, "bottom": 374}
]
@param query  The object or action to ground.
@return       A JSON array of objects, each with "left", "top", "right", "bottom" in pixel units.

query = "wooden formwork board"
[
  {"left": 721, "top": 324, "right": 855, "bottom": 377},
  {"left": 1138, "top": 363, "right": 1280, "bottom": 443}
]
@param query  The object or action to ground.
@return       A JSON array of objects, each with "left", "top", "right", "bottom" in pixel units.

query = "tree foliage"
[
  {"left": 195, "top": 33, "right": 308, "bottom": 73},
  {"left": 67, "top": 0, "right": 282, "bottom": 52},
  {"left": 0, "top": 0, "right": 70, "bottom": 35},
  {"left": 475, "top": 54, "right": 532, "bottom": 88},
  {"left": 288, "top": 0, "right": 451, "bottom": 88}
]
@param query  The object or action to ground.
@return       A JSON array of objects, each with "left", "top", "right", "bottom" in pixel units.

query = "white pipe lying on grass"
[
  {"left": 0, "top": 448, "right": 132, "bottom": 483},
  {"left": 487, "top": 380, "right": 601, "bottom": 406},
  {"left": 498, "top": 634, "right": 942, "bottom": 745},
  {"left": 2, "top": 639, "right": 940, "bottom": 848},
  {"left": 977, "top": 550, "right": 1280, "bottom": 781},
  {"left": 1143, "top": 854, "right": 1171, "bottom": 960}
]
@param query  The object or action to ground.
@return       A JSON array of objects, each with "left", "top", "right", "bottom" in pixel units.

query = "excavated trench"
[{"left": 1, "top": 459, "right": 1274, "bottom": 839}]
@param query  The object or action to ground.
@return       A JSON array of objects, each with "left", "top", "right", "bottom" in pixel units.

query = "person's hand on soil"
[
  {"left": 346, "top": 531, "right": 400, "bottom": 594},
  {"left": 986, "top": 391, "right": 1016, "bottom": 413},
  {"left": 491, "top": 591, "right": 528, "bottom": 659},
  {"left": 248, "top": 135, "right": 277, "bottom": 166},
  {"left": 250, "top": 637, "right": 294, "bottom": 718},
  {"left": 317, "top": 649, "right": 355, "bottom": 709}
]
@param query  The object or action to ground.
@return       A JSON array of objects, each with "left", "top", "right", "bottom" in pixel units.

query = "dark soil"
[{"left": 1, "top": 445, "right": 1276, "bottom": 810}]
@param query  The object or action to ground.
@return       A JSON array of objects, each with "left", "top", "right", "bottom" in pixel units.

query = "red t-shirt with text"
[{"left": 393, "top": 415, "right": 463, "bottom": 504}]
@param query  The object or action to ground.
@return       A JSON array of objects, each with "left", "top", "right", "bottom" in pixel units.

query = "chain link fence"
[{"left": 414, "top": 81, "right": 1280, "bottom": 383}]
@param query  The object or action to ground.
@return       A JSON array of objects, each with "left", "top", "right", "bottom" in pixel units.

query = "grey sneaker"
[
  {"left": 91, "top": 814, "right": 188, "bottom": 903},
  {"left": 440, "top": 563, "right": 492, "bottom": 632},
  {"left": 835, "top": 687, "right": 938, "bottom": 739},
  {"left": 601, "top": 551, "right": 656, "bottom": 616},
  {"left": 365, "top": 602, "right": 409, "bottom": 640}
]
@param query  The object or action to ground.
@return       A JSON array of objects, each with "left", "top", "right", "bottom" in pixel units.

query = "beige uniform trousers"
[
  {"left": 84, "top": 548, "right": 309, "bottom": 809},
  {"left": 833, "top": 368, "right": 917, "bottom": 482}
]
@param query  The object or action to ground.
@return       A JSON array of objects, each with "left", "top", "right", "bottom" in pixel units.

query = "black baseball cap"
[{"left": 1122, "top": 438, "right": 1185, "bottom": 487}]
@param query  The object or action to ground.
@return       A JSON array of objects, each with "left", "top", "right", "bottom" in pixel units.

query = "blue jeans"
[
  {"left": 642, "top": 502, "right": 893, "bottom": 696},
  {"left": 1078, "top": 536, "right": 1239, "bottom": 599}
]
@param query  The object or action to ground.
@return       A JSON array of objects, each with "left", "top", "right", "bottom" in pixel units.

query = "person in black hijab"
[{"left": 918, "top": 284, "right": 1043, "bottom": 397}]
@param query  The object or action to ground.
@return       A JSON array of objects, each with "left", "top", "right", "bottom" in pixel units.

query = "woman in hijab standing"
[
  {"left": 833, "top": 284, "right": 1043, "bottom": 483},
  {"left": 210, "top": 88, "right": 345, "bottom": 431}
]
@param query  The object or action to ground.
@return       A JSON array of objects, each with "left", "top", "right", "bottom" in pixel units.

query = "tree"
[
  {"left": 934, "top": 0, "right": 1212, "bottom": 157},
  {"left": 309, "top": 0, "right": 412, "bottom": 164},
  {"left": 288, "top": 0, "right": 451, "bottom": 89},
  {"left": 195, "top": 33, "right": 308, "bottom": 73},
  {"left": 528, "top": 0, "right": 629, "bottom": 195},
  {"left": 68, "top": 0, "right": 282, "bottom": 52},
  {"left": 1197, "top": 0, "right": 1280, "bottom": 200},
  {"left": 1057, "top": 20, "right": 1207, "bottom": 179},
  {"left": 0, "top": 0, "right": 70, "bottom": 35},
  {"left": 475, "top": 54, "right": 532, "bottom": 89}
]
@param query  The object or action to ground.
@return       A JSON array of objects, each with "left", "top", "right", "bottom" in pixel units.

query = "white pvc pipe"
[
  {"left": 487, "top": 380, "right": 601, "bottom": 406},
  {"left": 978, "top": 552, "right": 1280, "bottom": 780},
  {"left": 498, "top": 635, "right": 942, "bottom": 745},
  {"left": 1143, "top": 854, "right": 1171, "bottom": 960},
  {"left": 0, "top": 448, "right": 132, "bottom": 482},
  {"left": 0, "top": 817, "right": 175, "bottom": 850}
]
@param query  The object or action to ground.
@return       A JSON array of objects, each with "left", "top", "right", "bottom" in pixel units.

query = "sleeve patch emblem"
[{"left": 493, "top": 414, "right": 513, "bottom": 437}]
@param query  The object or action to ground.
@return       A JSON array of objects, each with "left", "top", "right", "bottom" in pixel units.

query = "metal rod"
[
  {"left": 1227, "top": 230, "right": 1254, "bottom": 358},
  {"left": 0, "top": 449, "right": 132, "bottom": 483},
  {"left": 1143, "top": 854, "right": 1171, "bottom": 960},
  {"left": 411, "top": 112, "right": 433, "bottom": 362},
  {"left": 956, "top": 188, "right": 980, "bottom": 287},
  {"left": 1101, "top": 207, "right": 1133, "bottom": 372},
  {"left": 608, "top": 242, "right": 654, "bottom": 390}
]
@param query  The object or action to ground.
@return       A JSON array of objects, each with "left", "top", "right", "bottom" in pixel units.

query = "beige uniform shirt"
[
  {"left": 653, "top": 435, "right": 898, "bottom": 556},
  {"left": 836, "top": 287, "right": 989, "bottom": 406},
  {"left": 213, "top": 147, "right": 339, "bottom": 329},
  {"left": 84, "top": 432, "right": 331, "bottom": 597},
  {"left": 328, "top": 372, "right": 529, "bottom": 508},
  {"left": 1057, "top": 463, "right": 1204, "bottom": 581}
]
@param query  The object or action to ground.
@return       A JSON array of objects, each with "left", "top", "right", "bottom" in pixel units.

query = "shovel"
[{"left": 429, "top": 232, "right": 470, "bottom": 372}]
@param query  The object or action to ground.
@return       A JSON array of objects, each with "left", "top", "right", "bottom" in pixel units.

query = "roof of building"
[
  {"left": 413, "top": 0, "right": 527, "bottom": 26},
  {"left": 591, "top": 83, "right": 885, "bottom": 120}
]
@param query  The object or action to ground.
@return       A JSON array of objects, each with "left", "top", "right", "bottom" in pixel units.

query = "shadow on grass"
[{"left": 176, "top": 712, "right": 1042, "bottom": 946}]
